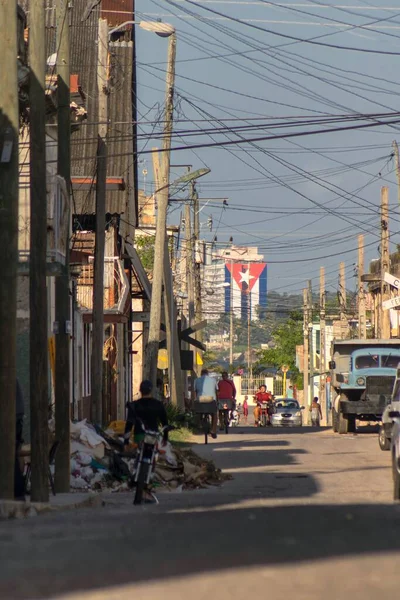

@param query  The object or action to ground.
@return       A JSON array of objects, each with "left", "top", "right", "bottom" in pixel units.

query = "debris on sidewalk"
[{"left": 68, "top": 419, "right": 230, "bottom": 493}]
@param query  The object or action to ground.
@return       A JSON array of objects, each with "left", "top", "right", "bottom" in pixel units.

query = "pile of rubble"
[{"left": 68, "top": 419, "right": 230, "bottom": 493}]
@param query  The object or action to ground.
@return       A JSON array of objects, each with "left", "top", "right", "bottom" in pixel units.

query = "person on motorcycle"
[
  {"left": 253, "top": 385, "right": 272, "bottom": 427},
  {"left": 217, "top": 371, "right": 236, "bottom": 431},
  {"left": 124, "top": 380, "right": 169, "bottom": 446}
]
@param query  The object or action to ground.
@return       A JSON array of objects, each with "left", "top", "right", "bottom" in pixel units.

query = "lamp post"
[{"left": 108, "top": 20, "right": 176, "bottom": 390}]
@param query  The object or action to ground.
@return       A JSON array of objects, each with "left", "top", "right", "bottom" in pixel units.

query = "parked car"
[
  {"left": 390, "top": 408, "right": 400, "bottom": 500},
  {"left": 379, "top": 365, "right": 400, "bottom": 451},
  {"left": 270, "top": 399, "right": 305, "bottom": 427}
]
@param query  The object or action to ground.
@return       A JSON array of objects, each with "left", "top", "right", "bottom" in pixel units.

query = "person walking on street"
[
  {"left": 217, "top": 371, "right": 236, "bottom": 431},
  {"left": 243, "top": 396, "right": 249, "bottom": 422},
  {"left": 287, "top": 385, "right": 294, "bottom": 399},
  {"left": 194, "top": 369, "right": 218, "bottom": 439},
  {"left": 310, "top": 396, "right": 323, "bottom": 427}
]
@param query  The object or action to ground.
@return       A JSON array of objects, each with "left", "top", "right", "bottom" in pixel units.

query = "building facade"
[{"left": 202, "top": 245, "right": 267, "bottom": 322}]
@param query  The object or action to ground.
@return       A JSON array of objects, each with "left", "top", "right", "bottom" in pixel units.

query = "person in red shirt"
[
  {"left": 217, "top": 372, "right": 236, "bottom": 430},
  {"left": 253, "top": 385, "right": 272, "bottom": 427}
]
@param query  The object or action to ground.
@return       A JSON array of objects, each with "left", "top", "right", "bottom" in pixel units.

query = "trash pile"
[
  {"left": 69, "top": 419, "right": 133, "bottom": 492},
  {"left": 68, "top": 419, "right": 230, "bottom": 493},
  {"left": 154, "top": 446, "right": 231, "bottom": 491}
]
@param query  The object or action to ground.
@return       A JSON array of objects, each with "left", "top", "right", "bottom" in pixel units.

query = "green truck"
[{"left": 330, "top": 339, "right": 400, "bottom": 434}]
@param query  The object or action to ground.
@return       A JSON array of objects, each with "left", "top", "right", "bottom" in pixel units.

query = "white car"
[{"left": 390, "top": 408, "right": 400, "bottom": 500}]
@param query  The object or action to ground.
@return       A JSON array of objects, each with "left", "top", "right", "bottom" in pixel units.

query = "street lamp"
[
  {"left": 108, "top": 20, "right": 175, "bottom": 38},
  {"left": 108, "top": 19, "right": 177, "bottom": 392}
]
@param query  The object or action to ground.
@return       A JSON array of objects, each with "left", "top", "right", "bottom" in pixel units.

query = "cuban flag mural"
[{"left": 224, "top": 262, "right": 267, "bottom": 320}]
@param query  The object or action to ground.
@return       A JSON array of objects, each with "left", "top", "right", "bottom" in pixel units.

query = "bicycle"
[
  {"left": 218, "top": 400, "right": 235, "bottom": 434},
  {"left": 200, "top": 412, "right": 212, "bottom": 444},
  {"left": 194, "top": 397, "right": 217, "bottom": 445}
]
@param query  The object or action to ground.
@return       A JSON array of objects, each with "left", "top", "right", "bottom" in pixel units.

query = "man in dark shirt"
[{"left": 124, "top": 380, "right": 169, "bottom": 446}]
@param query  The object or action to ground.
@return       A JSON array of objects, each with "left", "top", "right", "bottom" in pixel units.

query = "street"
[{"left": 1, "top": 424, "right": 400, "bottom": 600}]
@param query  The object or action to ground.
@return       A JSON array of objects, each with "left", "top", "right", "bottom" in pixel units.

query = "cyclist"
[
  {"left": 253, "top": 385, "right": 272, "bottom": 427},
  {"left": 217, "top": 371, "right": 236, "bottom": 431},
  {"left": 194, "top": 368, "right": 218, "bottom": 439}
]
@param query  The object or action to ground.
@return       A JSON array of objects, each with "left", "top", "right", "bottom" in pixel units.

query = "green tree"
[
  {"left": 135, "top": 235, "right": 155, "bottom": 272},
  {"left": 256, "top": 311, "right": 303, "bottom": 371}
]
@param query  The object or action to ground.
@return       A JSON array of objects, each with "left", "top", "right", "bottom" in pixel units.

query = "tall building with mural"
[{"left": 201, "top": 245, "right": 267, "bottom": 321}]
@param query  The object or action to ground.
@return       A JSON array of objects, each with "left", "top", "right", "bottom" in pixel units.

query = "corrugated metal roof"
[
  {"left": 36, "top": 1, "right": 134, "bottom": 216},
  {"left": 107, "top": 41, "right": 134, "bottom": 217},
  {"left": 101, "top": 0, "right": 134, "bottom": 27}
]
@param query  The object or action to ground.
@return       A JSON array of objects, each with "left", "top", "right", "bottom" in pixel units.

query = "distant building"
[{"left": 202, "top": 244, "right": 267, "bottom": 322}]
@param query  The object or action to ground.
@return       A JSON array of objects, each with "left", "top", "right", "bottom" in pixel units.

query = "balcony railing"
[{"left": 76, "top": 257, "right": 129, "bottom": 314}]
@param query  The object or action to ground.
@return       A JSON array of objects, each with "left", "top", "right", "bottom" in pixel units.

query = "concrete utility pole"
[
  {"left": 308, "top": 280, "right": 314, "bottom": 410},
  {"left": 358, "top": 234, "right": 367, "bottom": 339},
  {"left": 55, "top": 0, "right": 71, "bottom": 493},
  {"left": 229, "top": 258, "right": 234, "bottom": 368},
  {"left": 91, "top": 18, "right": 109, "bottom": 425},
  {"left": 193, "top": 187, "right": 203, "bottom": 375},
  {"left": 185, "top": 197, "right": 195, "bottom": 326},
  {"left": 381, "top": 186, "right": 391, "bottom": 339},
  {"left": 303, "top": 288, "right": 309, "bottom": 411},
  {"left": 392, "top": 141, "right": 400, "bottom": 212},
  {"left": 163, "top": 238, "right": 184, "bottom": 409},
  {"left": 144, "top": 32, "right": 176, "bottom": 387},
  {"left": 29, "top": 0, "right": 49, "bottom": 502},
  {"left": 0, "top": 0, "right": 19, "bottom": 500},
  {"left": 339, "top": 261, "right": 347, "bottom": 339},
  {"left": 319, "top": 267, "right": 326, "bottom": 420}
]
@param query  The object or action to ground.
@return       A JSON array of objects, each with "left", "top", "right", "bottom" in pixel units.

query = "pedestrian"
[
  {"left": 243, "top": 395, "right": 249, "bottom": 422},
  {"left": 194, "top": 368, "right": 218, "bottom": 439},
  {"left": 287, "top": 385, "right": 294, "bottom": 399},
  {"left": 310, "top": 396, "right": 323, "bottom": 427},
  {"left": 15, "top": 379, "right": 26, "bottom": 501}
]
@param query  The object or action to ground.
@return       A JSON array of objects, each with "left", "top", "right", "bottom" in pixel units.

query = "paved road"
[{"left": 1, "top": 425, "right": 400, "bottom": 600}]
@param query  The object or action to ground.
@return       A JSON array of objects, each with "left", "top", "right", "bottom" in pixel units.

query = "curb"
[{"left": 0, "top": 493, "right": 104, "bottom": 520}]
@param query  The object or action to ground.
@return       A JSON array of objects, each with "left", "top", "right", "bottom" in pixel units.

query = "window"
[
  {"left": 355, "top": 355, "right": 379, "bottom": 369},
  {"left": 381, "top": 355, "right": 400, "bottom": 369}
]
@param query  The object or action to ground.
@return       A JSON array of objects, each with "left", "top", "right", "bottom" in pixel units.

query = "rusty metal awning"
[{"left": 124, "top": 242, "right": 152, "bottom": 301}]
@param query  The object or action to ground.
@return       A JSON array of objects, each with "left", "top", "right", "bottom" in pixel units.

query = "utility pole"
[
  {"left": 303, "top": 288, "right": 309, "bottom": 413},
  {"left": 392, "top": 141, "right": 400, "bottom": 211},
  {"left": 184, "top": 196, "right": 195, "bottom": 397},
  {"left": 185, "top": 187, "right": 195, "bottom": 326},
  {"left": 308, "top": 280, "right": 314, "bottom": 411},
  {"left": 193, "top": 186, "right": 203, "bottom": 375},
  {"left": 358, "top": 234, "right": 367, "bottom": 339},
  {"left": 381, "top": 186, "right": 391, "bottom": 339},
  {"left": 339, "top": 262, "right": 347, "bottom": 339},
  {"left": 163, "top": 237, "right": 184, "bottom": 408},
  {"left": 55, "top": 0, "right": 71, "bottom": 493},
  {"left": 0, "top": 0, "right": 19, "bottom": 500},
  {"left": 91, "top": 18, "right": 108, "bottom": 425},
  {"left": 319, "top": 267, "right": 326, "bottom": 421},
  {"left": 29, "top": 0, "right": 49, "bottom": 502},
  {"left": 144, "top": 32, "right": 176, "bottom": 387},
  {"left": 229, "top": 258, "right": 233, "bottom": 368}
]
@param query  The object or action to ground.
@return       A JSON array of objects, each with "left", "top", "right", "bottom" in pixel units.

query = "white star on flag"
[{"left": 238, "top": 269, "right": 254, "bottom": 285}]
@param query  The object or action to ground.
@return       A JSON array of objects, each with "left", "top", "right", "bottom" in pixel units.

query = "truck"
[{"left": 330, "top": 339, "right": 400, "bottom": 434}]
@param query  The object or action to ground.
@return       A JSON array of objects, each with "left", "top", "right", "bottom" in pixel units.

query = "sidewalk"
[{"left": 0, "top": 492, "right": 104, "bottom": 519}]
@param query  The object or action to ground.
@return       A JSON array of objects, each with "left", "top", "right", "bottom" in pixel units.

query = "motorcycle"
[
  {"left": 258, "top": 401, "right": 269, "bottom": 427},
  {"left": 133, "top": 424, "right": 174, "bottom": 505}
]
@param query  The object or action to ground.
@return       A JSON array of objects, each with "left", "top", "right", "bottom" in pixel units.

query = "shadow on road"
[
  {"left": 3, "top": 501, "right": 400, "bottom": 600},
  {"left": 0, "top": 425, "right": 395, "bottom": 600}
]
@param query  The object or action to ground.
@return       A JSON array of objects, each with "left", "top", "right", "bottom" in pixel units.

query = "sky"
[{"left": 134, "top": 0, "right": 400, "bottom": 300}]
